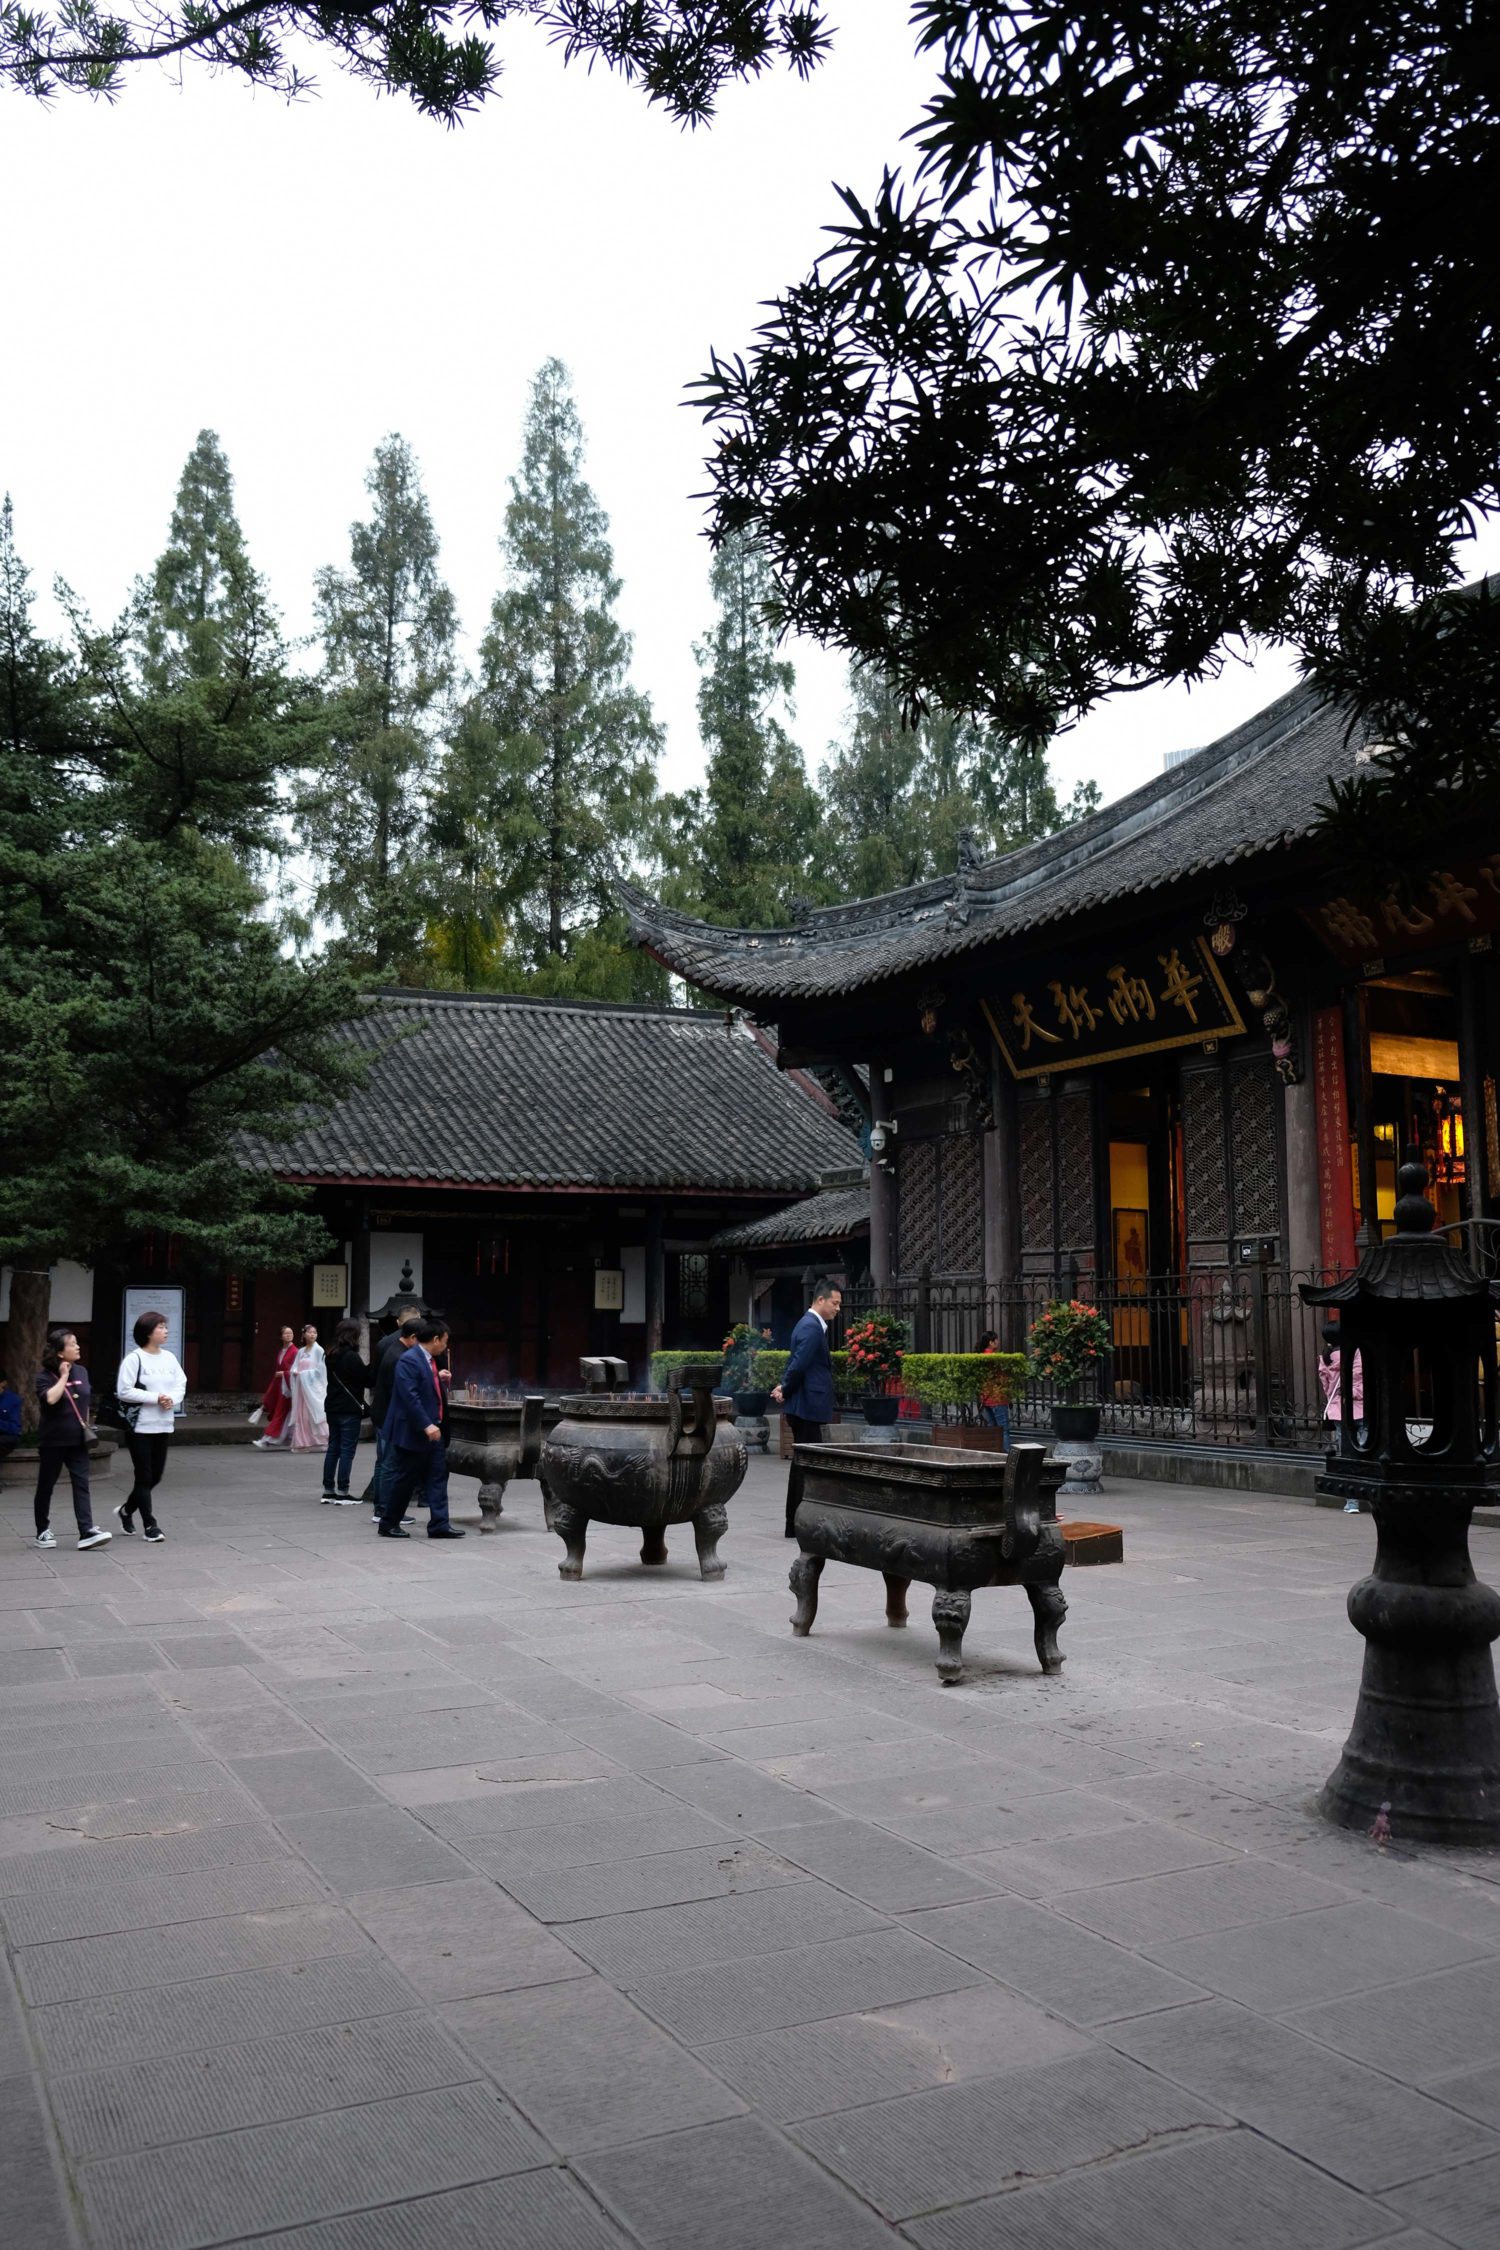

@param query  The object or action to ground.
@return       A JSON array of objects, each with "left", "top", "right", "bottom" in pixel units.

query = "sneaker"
[
  {"left": 1343, "top": 1500, "right": 1361, "bottom": 1514},
  {"left": 320, "top": 1491, "right": 338, "bottom": 1503},
  {"left": 35, "top": 1528, "right": 56, "bottom": 1549},
  {"left": 333, "top": 1495, "right": 360, "bottom": 1506},
  {"left": 142, "top": 1523, "right": 165, "bottom": 1543},
  {"left": 77, "top": 1527, "right": 112, "bottom": 1550},
  {"left": 113, "top": 1501, "right": 134, "bottom": 1535}
]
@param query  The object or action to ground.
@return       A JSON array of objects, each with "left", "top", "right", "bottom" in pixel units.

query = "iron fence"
[{"left": 839, "top": 1266, "right": 1352, "bottom": 1452}]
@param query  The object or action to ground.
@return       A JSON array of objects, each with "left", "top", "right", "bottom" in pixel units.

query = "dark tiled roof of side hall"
[
  {"left": 258, "top": 991, "right": 856, "bottom": 1194},
  {"left": 622, "top": 678, "right": 1371, "bottom": 1004},
  {"left": 711, "top": 1181, "right": 871, "bottom": 1251}
]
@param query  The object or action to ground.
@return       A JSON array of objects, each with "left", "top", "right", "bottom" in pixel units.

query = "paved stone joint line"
[{"left": 2, "top": 1446, "right": 1499, "bottom": 2250}]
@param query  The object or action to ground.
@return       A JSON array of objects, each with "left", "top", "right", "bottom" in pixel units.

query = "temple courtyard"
[{"left": 3, "top": 1445, "right": 1500, "bottom": 2250}]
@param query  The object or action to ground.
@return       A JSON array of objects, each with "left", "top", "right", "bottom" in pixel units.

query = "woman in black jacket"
[
  {"left": 34, "top": 1329, "right": 111, "bottom": 1550},
  {"left": 321, "top": 1319, "right": 370, "bottom": 1504}
]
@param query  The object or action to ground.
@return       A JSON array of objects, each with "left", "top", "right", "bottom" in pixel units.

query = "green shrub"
[
  {"left": 649, "top": 1351, "right": 726, "bottom": 1393},
  {"left": 752, "top": 1348, "right": 854, "bottom": 1400},
  {"left": 902, "top": 1352, "right": 1028, "bottom": 1420}
]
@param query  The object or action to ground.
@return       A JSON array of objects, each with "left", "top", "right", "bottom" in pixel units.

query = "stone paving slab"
[
  {"left": 51, "top": 2011, "right": 475, "bottom": 2159},
  {"left": 6, "top": 1446, "right": 1500, "bottom": 2249},
  {"left": 442, "top": 1976, "right": 746, "bottom": 2151},
  {"left": 200, "top": 2170, "right": 633, "bottom": 2250},
  {"left": 699, "top": 1984, "right": 1093, "bottom": 2122},
  {"left": 792, "top": 2047, "right": 1224, "bottom": 2219},
  {"left": 904, "top": 2128, "right": 1397, "bottom": 2249},
  {"left": 490, "top": 1839, "right": 801, "bottom": 1923},
  {"left": 1107, "top": 1997, "right": 1500, "bottom": 2192},
  {"left": 577, "top": 2115, "right": 899, "bottom": 2250},
  {"left": 16, "top": 1903, "right": 373, "bottom": 2006},
  {"left": 80, "top": 2079, "right": 549, "bottom": 2250},
  {"left": 29, "top": 1953, "right": 420, "bottom": 2073},
  {"left": 0, "top": 1857, "right": 328, "bottom": 1944}
]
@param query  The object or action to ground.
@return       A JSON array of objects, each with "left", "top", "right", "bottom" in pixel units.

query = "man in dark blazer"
[
  {"left": 772, "top": 1277, "right": 842, "bottom": 1539},
  {"left": 360, "top": 1313, "right": 421, "bottom": 1510},
  {"left": 378, "top": 1320, "right": 465, "bottom": 1541}
]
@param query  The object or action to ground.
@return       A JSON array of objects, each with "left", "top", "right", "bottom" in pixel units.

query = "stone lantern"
[{"left": 1301, "top": 1151, "right": 1500, "bottom": 1843}]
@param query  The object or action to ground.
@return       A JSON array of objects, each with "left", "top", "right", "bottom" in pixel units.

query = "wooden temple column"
[{"left": 869, "top": 1065, "right": 896, "bottom": 1291}]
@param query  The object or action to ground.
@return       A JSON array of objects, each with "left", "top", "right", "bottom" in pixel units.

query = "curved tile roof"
[
  {"left": 711, "top": 1182, "right": 871, "bottom": 1250},
  {"left": 623, "top": 680, "right": 1368, "bottom": 1005},
  {"left": 257, "top": 991, "right": 856, "bottom": 1194}
]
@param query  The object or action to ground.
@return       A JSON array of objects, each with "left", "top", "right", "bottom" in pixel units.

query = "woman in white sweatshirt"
[{"left": 114, "top": 1308, "right": 187, "bottom": 1543}]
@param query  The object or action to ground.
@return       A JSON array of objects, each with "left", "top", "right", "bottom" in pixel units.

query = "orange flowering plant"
[
  {"left": 1026, "top": 1300, "right": 1111, "bottom": 1393},
  {"left": 844, "top": 1310, "right": 908, "bottom": 1390}
]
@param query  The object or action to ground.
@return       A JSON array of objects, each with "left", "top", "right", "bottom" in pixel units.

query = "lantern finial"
[{"left": 1393, "top": 1144, "right": 1436, "bottom": 1235}]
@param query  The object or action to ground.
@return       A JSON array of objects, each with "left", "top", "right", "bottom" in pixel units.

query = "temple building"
[
  {"left": 626, "top": 680, "right": 1500, "bottom": 1456},
  {"left": 4, "top": 993, "right": 855, "bottom": 1392}
]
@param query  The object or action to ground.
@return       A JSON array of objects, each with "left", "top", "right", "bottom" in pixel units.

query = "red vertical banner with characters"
[{"left": 1313, "top": 1005, "right": 1358, "bottom": 1273}]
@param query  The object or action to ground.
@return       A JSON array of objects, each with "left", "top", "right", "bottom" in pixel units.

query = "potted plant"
[
  {"left": 721, "top": 1323, "right": 772, "bottom": 1416},
  {"left": 845, "top": 1311, "right": 908, "bottom": 1424},
  {"left": 903, "top": 1350, "right": 1029, "bottom": 1450},
  {"left": 1026, "top": 1300, "right": 1112, "bottom": 1440}
]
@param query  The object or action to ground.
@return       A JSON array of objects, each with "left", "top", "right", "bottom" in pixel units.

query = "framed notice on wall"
[
  {"left": 594, "top": 1268, "right": 625, "bottom": 1312},
  {"left": 122, "top": 1286, "right": 185, "bottom": 1368},
  {"left": 311, "top": 1265, "right": 349, "bottom": 1309}
]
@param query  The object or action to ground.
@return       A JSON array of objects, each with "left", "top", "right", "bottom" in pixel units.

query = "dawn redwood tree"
[
  {"left": 666, "top": 530, "right": 825, "bottom": 927},
  {"left": 0, "top": 493, "right": 363, "bottom": 1420},
  {"left": 479, "top": 359, "right": 662, "bottom": 984},
  {"left": 309, "top": 435, "right": 457, "bottom": 971},
  {"left": 71, "top": 429, "right": 323, "bottom": 856},
  {"left": 697, "top": 2, "right": 1500, "bottom": 870}
]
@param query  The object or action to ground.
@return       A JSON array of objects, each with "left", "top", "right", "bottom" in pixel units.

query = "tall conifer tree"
[
  {"left": 70, "top": 430, "right": 317, "bottom": 853},
  {"left": 0, "top": 485, "right": 362, "bottom": 1419},
  {"left": 308, "top": 435, "right": 456, "bottom": 969},
  {"left": 667, "top": 531, "right": 825, "bottom": 928},
  {"left": 479, "top": 359, "right": 661, "bottom": 986}
]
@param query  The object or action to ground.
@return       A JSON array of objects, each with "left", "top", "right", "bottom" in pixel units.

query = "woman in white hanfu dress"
[{"left": 288, "top": 1324, "right": 329, "bottom": 1452}]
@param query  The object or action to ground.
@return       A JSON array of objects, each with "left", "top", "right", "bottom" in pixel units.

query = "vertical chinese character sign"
[{"left": 1312, "top": 1007, "right": 1358, "bottom": 1273}]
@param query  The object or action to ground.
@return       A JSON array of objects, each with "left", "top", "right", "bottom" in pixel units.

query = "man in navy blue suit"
[
  {"left": 772, "top": 1277, "right": 842, "bottom": 1539},
  {"left": 378, "top": 1320, "right": 465, "bottom": 1541}
]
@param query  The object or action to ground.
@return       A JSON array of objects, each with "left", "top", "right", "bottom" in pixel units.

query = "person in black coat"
[
  {"left": 321, "top": 1319, "right": 370, "bottom": 1504},
  {"left": 377, "top": 1320, "right": 464, "bottom": 1541},
  {"left": 771, "top": 1277, "right": 842, "bottom": 1539},
  {"left": 359, "top": 1314, "right": 422, "bottom": 1511},
  {"left": 34, "top": 1329, "right": 110, "bottom": 1550}
]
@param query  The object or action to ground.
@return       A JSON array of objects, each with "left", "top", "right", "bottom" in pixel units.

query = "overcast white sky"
[{"left": 3, "top": 6, "right": 1494, "bottom": 817}]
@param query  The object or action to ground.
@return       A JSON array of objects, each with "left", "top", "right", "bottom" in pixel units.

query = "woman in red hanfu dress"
[{"left": 253, "top": 1327, "right": 297, "bottom": 1450}]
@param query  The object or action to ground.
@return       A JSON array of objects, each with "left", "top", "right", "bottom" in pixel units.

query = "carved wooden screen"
[
  {"left": 1055, "top": 1091, "right": 1095, "bottom": 1254},
  {"left": 1018, "top": 1100, "right": 1055, "bottom": 1255},
  {"left": 1015, "top": 1089, "right": 1097, "bottom": 1273},
  {"left": 1230, "top": 1061, "right": 1282, "bottom": 1240},
  {"left": 897, "top": 1137, "right": 940, "bottom": 1273},
  {"left": 1181, "top": 1063, "right": 1230, "bottom": 1264},
  {"left": 942, "top": 1133, "right": 984, "bottom": 1274},
  {"left": 896, "top": 1132, "right": 984, "bottom": 1276}
]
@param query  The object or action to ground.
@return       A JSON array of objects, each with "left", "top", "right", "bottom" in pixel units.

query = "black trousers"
[
  {"left": 784, "top": 1414, "right": 831, "bottom": 1538},
  {"left": 124, "top": 1430, "right": 171, "bottom": 1521},
  {"left": 35, "top": 1442, "right": 92, "bottom": 1535}
]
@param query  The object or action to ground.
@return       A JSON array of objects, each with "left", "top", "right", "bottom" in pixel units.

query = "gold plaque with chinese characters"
[{"left": 982, "top": 935, "right": 1246, "bottom": 1079}]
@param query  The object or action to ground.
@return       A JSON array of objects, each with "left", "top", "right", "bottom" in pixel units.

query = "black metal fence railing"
[{"left": 838, "top": 1267, "right": 1346, "bottom": 1452}]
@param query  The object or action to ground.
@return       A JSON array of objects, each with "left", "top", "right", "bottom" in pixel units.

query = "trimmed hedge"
[
  {"left": 902, "top": 1353, "right": 1028, "bottom": 1414},
  {"left": 754, "top": 1348, "right": 858, "bottom": 1401},
  {"left": 649, "top": 1351, "right": 727, "bottom": 1393}
]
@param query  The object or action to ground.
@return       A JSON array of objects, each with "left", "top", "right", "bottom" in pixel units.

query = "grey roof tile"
[
  {"left": 258, "top": 993, "right": 856, "bottom": 1194},
  {"left": 711, "top": 1185, "right": 871, "bottom": 1250},
  {"left": 623, "top": 682, "right": 1369, "bottom": 1004}
]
